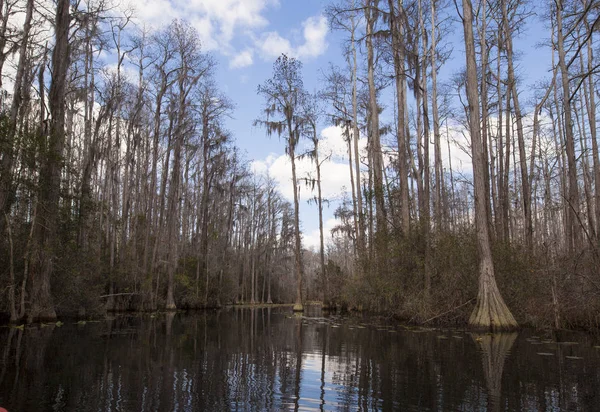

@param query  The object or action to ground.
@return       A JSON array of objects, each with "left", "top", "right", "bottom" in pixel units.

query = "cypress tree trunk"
[
  {"left": 27, "top": 0, "right": 71, "bottom": 323},
  {"left": 461, "top": 0, "right": 517, "bottom": 331}
]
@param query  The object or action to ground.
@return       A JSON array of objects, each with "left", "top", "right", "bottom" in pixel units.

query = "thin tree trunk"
[
  {"left": 350, "top": 8, "right": 365, "bottom": 257},
  {"left": 584, "top": 14, "right": 600, "bottom": 240},
  {"left": 366, "top": 0, "right": 388, "bottom": 251},
  {"left": 431, "top": 0, "right": 444, "bottom": 230},
  {"left": 388, "top": 0, "right": 410, "bottom": 235},
  {"left": 314, "top": 136, "right": 326, "bottom": 307},
  {"left": 502, "top": 0, "right": 532, "bottom": 250},
  {"left": 5, "top": 213, "right": 16, "bottom": 322},
  {"left": 556, "top": 0, "right": 581, "bottom": 252}
]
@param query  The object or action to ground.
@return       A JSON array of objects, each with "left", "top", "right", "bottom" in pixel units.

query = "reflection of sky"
[
  {"left": 1, "top": 310, "right": 597, "bottom": 411},
  {"left": 300, "top": 355, "right": 344, "bottom": 411}
]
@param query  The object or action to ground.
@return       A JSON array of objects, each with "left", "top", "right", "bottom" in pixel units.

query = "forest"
[{"left": 0, "top": 0, "right": 599, "bottom": 331}]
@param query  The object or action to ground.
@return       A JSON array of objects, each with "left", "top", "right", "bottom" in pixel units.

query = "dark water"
[{"left": 1, "top": 307, "right": 599, "bottom": 411}]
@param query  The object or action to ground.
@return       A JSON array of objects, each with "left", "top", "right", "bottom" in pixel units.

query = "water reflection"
[
  {"left": 0, "top": 307, "right": 599, "bottom": 411},
  {"left": 471, "top": 333, "right": 517, "bottom": 412}
]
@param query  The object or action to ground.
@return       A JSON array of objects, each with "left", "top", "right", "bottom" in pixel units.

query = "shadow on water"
[{"left": 0, "top": 307, "right": 599, "bottom": 411}]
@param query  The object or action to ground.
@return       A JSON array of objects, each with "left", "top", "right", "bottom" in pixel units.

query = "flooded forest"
[{"left": 0, "top": 0, "right": 599, "bottom": 334}]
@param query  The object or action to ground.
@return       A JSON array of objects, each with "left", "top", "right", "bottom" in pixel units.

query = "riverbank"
[{"left": 2, "top": 299, "right": 599, "bottom": 335}]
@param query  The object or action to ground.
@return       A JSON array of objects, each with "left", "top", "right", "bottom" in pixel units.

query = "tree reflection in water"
[
  {"left": 471, "top": 333, "right": 517, "bottom": 412},
  {"left": 0, "top": 307, "right": 598, "bottom": 411}
]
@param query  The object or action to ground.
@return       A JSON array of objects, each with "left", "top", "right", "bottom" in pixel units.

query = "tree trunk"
[
  {"left": 584, "top": 15, "right": 600, "bottom": 240},
  {"left": 314, "top": 135, "right": 326, "bottom": 306},
  {"left": 27, "top": 0, "right": 71, "bottom": 323},
  {"left": 502, "top": 0, "right": 532, "bottom": 250},
  {"left": 461, "top": 0, "right": 517, "bottom": 331},
  {"left": 388, "top": 0, "right": 410, "bottom": 235},
  {"left": 350, "top": 15, "right": 366, "bottom": 257},
  {"left": 0, "top": 0, "right": 34, "bottom": 235},
  {"left": 556, "top": 0, "right": 581, "bottom": 253},
  {"left": 431, "top": 0, "right": 444, "bottom": 230},
  {"left": 365, "top": 0, "right": 388, "bottom": 253},
  {"left": 290, "top": 142, "right": 304, "bottom": 312}
]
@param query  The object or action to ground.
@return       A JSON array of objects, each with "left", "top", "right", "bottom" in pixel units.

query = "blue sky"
[{"left": 124, "top": 0, "right": 553, "bottom": 249}]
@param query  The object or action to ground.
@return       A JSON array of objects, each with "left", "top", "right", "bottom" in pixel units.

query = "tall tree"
[
  {"left": 502, "top": 0, "right": 532, "bottom": 250},
  {"left": 27, "top": 0, "right": 71, "bottom": 322},
  {"left": 256, "top": 54, "right": 306, "bottom": 312},
  {"left": 460, "top": 0, "right": 517, "bottom": 331},
  {"left": 387, "top": 0, "right": 410, "bottom": 235},
  {"left": 555, "top": 0, "right": 581, "bottom": 253},
  {"left": 365, "top": 0, "right": 388, "bottom": 260}
]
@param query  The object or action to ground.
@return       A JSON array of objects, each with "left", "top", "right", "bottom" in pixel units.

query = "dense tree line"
[
  {"left": 319, "top": 0, "right": 600, "bottom": 330},
  {"left": 0, "top": 0, "right": 302, "bottom": 322},
  {"left": 1, "top": 0, "right": 600, "bottom": 331}
]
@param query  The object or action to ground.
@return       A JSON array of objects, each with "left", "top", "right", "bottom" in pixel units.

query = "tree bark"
[
  {"left": 556, "top": 0, "right": 581, "bottom": 253},
  {"left": 0, "top": 0, "right": 34, "bottom": 235},
  {"left": 502, "top": 0, "right": 532, "bottom": 250},
  {"left": 461, "top": 0, "right": 517, "bottom": 331},
  {"left": 388, "top": 0, "right": 410, "bottom": 235},
  {"left": 27, "top": 0, "right": 71, "bottom": 323},
  {"left": 365, "top": 0, "right": 388, "bottom": 251}
]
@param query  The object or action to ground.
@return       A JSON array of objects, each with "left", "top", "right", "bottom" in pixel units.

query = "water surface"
[{"left": 1, "top": 306, "right": 599, "bottom": 411}]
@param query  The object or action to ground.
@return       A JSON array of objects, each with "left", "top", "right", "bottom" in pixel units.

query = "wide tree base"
[
  {"left": 292, "top": 303, "right": 304, "bottom": 312},
  {"left": 469, "top": 282, "right": 518, "bottom": 331}
]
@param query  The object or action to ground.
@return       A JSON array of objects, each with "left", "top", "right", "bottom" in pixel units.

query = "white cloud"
[
  {"left": 256, "top": 14, "right": 328, "bottom": 61},
  {"left": 257, "top": 31, "right": 293, "bottom": 58},
  {"left": 320, "top": 125, "right": 367, "bottom": 162},
  {"left": 296, "top": 15, "right": 328, "bottom": 59},
  {"left": 441, "top": 122, "right": 473, "bottom": 174},
  {"left": 250, "top": 126, "right": 366, "bottom": 208},
  {"left": 128, "top": 0, "right": 278, "bottom": 52},
  {"left": 191, "top": 15, "right": 218, "bottom": 51},
  {"left": 127, "top": 0, "right": 179, "bottom": 27},
  {"left": 250, "top": 122, "right": 481, "bottom": 249},
  {"left": 250, "top": 158, "right": 268, "bottom": 175},
  {"left": 103, "top": 63, "right": 139, "bottom": 84},
  {"left": 229, "top": 49, "right": 254, "bottom": 69},
  {"left": 304, "top": 217, "right": 340, "bottom": 250}
]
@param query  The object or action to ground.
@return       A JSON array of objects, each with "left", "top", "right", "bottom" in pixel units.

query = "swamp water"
[{"left": 0, "top": 306, "right": 599, "bottom": 411}]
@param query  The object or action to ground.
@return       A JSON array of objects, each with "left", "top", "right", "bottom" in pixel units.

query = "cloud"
[
  {"left": 256, "top": 14, "right": 328, "bottom": 61},
  {"left": 295, "top": 15, "right": 328, "bottom": 59},
  {"left": 303, "top": 217, "right": 340, "bottom": 250},
  {"left": 128, "top": 0, "right": 278, "bottom": 52},
  {"left": 229, "top": 49, "right": 254, "bottom": 69},
  {"left": 127, "top": 0, "right": 179, "bottom": 27},
  {"left": 320, "top": 125, "right": 367, "bottom": 162},
  {"left": 102, "top": 62, "right": 140, "bottom": 85},
  {"left": 250, "top": 158, "right": 269, "bottom": 175},
  {"left": 257, "top": 32, "right": 292, "bottom": 58},
  {"left": 441, "top": 122, "right": 473, "bottom": 174},
  {"left": 119, "top": 2, "right": 325, "bottom": 69},
  {"left": 249, "top": 122, "right": 478, "bottom": 248},
  {"left": 252, "top": 130, "right": 357, "bottom": 204}
]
